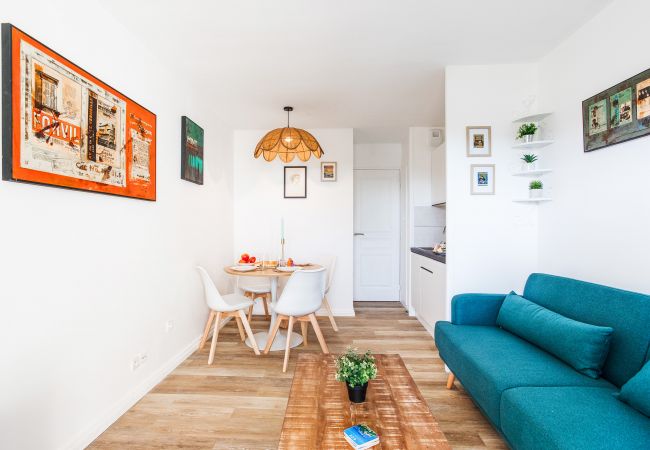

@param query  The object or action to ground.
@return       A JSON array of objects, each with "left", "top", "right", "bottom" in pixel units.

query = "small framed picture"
[
  {"left": 470, "top": 164, "right": 495, "bottom": 195},
  {"left": 284, "top": 166, "right": 307, "bottom": 198},
  {"left": 466, "top": 126, "right": 492, "bottom": 157},
  {"left": 320, "top": 162, "right": 337, "bottom": 181}
]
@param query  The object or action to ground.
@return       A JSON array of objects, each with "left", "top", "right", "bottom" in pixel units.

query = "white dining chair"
[
  {"left": 196, "top": 266, "right": 260, "bottom": 364},
  {"left": 322, "top": 256, "right": 339, "bottom": 331},
  {"left": 264, "top": 268, "right": 329, "bottom": 372},
  {"left": 236, "top": 277, "right": 271, "bottom": 322}
]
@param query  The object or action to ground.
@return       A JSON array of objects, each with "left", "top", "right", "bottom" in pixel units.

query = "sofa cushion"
[
  {"left": 523, "top": 273, "right": 650, "bottom": 387},
  {"left": 617, "top": 360, "right": 650, "bottom": 418},
  {"left": 434, "top": 321, "right": 612, "bottom": 427},
  {"left": 496, "top": 292, "right": 613, "bottom": 378},
  {"left": 501, "top": 386, "right": 650, "bottom": 450}
]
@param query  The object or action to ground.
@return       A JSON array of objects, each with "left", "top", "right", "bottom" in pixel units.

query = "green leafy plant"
[
  {"left": 521, "top": 153, "right": 538, "bottom": 164},
  {"left": 517, "top": 123, "right": 538, "bottom": 139},
  {"left": 529, "top": 180, "right": 544, "bottom": 190},
  {"left": 335, "top": 347, "right": 377, "bottom": 388}
]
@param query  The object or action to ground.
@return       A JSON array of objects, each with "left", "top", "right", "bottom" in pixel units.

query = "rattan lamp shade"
[{"left": 253, "top": 107, "right": 324, "bottom": 162}]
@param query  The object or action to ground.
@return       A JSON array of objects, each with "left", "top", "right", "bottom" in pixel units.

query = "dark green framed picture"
[
  {"left": 181, "top": 116, "right": 204, "bottom": 184},
  {"left": 582, "top": 68, "right": 650, "bottom": 152}
]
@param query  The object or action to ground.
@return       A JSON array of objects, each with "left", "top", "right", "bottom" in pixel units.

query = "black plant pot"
[{"left": 347, "top": 382, "right": 368, "bottom": 403}]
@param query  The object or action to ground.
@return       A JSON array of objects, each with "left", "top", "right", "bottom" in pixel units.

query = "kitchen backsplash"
[{"left": 413, "top": 206, "right": 446, "bottom": 247}]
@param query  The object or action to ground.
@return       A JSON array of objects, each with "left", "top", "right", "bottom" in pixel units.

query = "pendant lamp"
[{"left": 254, "top": 106, "right": 324, "bottom": 162}]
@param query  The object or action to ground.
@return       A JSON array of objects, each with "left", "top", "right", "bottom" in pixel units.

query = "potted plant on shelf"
[
  {"left": 529, "top": 180, "right": 544, "bottom": 199},
  {"left": 517, "top": 122, "right": 538, "bottom": 143},
  {"left": 335, "top": 347, "right": 377, "bottom": 403},
  {"left": 521, "top": 153, "right": 539, "bottom": 171}
]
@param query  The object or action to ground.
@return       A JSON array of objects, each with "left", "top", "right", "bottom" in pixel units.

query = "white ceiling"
[{"left": 104, "top": 0, "right": 611, "bottom": 129}]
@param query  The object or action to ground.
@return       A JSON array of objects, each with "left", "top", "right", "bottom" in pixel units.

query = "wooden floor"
[{"left": 90, "top": 302, "right": 505, "bottom": 449}]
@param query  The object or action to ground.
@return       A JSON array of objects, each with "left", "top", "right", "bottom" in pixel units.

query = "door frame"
[{"left": 353, "top": 168, "right": 402, "bottom": 302}]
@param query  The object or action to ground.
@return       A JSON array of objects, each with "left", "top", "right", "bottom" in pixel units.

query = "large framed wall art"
[
  {"left": 1, "top": 24, "right": 157, "bottom": 200},
  {"left": 582, "top": 67, "right": 650, "bottom": 153}
]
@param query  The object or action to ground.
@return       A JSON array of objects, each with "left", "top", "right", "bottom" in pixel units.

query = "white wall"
[
  {"left": 445, "top": 64, "right": 540, "bottom": 306},
  {"left": 233, "top": 129, "right": 354, "bottom": 315},
  {"left": 536, "top": 0, "right": 650, "bottom": 293},
  {"left": 354, "top": 143, "right": 402, "bottom": 169},
  {"left": 0, "top": 2, "right": 234, "bottom": 449}
]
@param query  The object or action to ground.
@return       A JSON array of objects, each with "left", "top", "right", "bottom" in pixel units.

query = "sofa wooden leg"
[{"left": 446, "top": 373, "right": 455, "bottom": 389}]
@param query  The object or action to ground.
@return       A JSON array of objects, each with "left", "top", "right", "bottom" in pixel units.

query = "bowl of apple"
[{"left": 237, "top": 253, "right": 257, "bottom": 266}]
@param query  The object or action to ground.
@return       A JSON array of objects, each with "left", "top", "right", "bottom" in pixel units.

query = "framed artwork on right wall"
[
  {"left": 582, "top": 67, "right": 650, "bottom": 152},
  {"left": 466, "top": 126, "right": 492, "bottom": 157},
  {"left": 470, "top": 164, "right": 495, "bottom": 195}
]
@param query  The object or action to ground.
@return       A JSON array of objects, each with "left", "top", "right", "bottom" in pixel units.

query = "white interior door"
[{"left": 354, "top": 169, "right": 400, "bottom": 301}]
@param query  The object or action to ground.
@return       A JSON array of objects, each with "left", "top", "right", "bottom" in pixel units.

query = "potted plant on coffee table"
[
  {"left": 335, "top": 347, "right": 377, "bottom": 403},
  {"left": 517, "top": 122, "right": 538, "bottom": 143},
  {"left": 529, "top": 180, "right": 544, "bottom": 198}
]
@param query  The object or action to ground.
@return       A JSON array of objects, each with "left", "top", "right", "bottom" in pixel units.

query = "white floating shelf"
[
  {"left": 513, "top": 198, "right": 553, "bottom": 203},
  {"left": 512, "top": 169, "right": 553, "bottom": 177},
  {"left": 513, "top": 112, "right": 553, "bottom": 123},
  {"left": 512, "top": 140, "right": 554, "bottom": 149}
]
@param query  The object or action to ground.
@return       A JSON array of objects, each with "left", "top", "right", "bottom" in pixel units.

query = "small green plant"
[
  {"left": 517, "top": 123, "right": 538, "bottom": 139},
  {"left": 335, "top": 347, "right": 377, "bottom": 388},
  {"left": 521, "top": 153, "right": 538, "bottom": 164},
  {"left": 529, "top": 180, "right": 544, "bottom": 190}
]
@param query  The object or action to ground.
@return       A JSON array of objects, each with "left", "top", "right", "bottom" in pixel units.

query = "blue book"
[{"left": 343, "top": 424, "right": 379, "bottom": 449}]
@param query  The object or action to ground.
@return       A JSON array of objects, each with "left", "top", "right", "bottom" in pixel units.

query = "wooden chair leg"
[
  {"left": 308, "top": 313, "right": 329, "bottom": 354},
  {"left": 262, "top": 294, "right": 270, "bottom": 319},
  {"left": 238, "top": 309, "right": 260, "bottom": 355},
  {"left": 247, "top": 305, "right": 253, "bottom": 323},
  {"left": 235, "top": 315, "right": 246, "bottom": 341},
  {"left": 300, "top": 321, "right": 308, "bottom": 346},
  {"left": 446, "top": 373, "right": 456, "bottom": 389},
  {"left": 208, "top": 311, "right": 222, "bottom": 365},
  {"left": 283, "top": 316, "right": 295, "bottom": 372},
  {"left": 199, "top": 310, "right": 216, "bottom": 350},
  {"left": 323, "top": 296, "right": 338, "bottom": 331},
  {"left": 264, "top": 316, "right": 284, "bottom": 354}
]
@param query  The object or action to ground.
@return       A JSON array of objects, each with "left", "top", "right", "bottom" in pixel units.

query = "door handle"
[
  {"left": 354, "top": 233, "right": 365, "bottom": 236},
  {"left": 420, "top": 267, "right": 433, "bottom": 274}
]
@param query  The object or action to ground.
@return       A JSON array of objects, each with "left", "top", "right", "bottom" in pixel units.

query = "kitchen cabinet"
[
  {"left": 431, "top": 143, "right": 446, "bottom": 205},
  {"left": 410, "top": 251, "right": 446, "bottom": 336},
  {"left": 410, "top": 253, "right": 422, "bottom": 315}
]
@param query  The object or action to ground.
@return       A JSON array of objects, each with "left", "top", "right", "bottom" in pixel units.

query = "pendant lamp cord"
[{"left": 287, "top": 109, "right": 290, "bottom": 128}]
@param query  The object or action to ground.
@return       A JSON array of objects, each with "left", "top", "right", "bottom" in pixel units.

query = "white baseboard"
[
  {"left": 62, "top": 334, "right": 202, "bottom": 450},
  {"left": 415, "top": 312, "right": 435, "bottom": 339},
  {"left": 321, "top": 308, "right": 356, "bottom": 317}
]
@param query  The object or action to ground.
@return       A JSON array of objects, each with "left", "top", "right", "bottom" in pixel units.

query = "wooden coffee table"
[{"left": 279, "top": 353, "right": 450, "bottom": 449}]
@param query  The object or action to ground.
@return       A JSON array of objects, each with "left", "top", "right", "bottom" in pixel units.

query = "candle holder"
[{"left": 279, "top": 238, "right": 286, "bottom": 266}]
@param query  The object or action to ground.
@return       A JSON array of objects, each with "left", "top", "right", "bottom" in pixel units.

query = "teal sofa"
[{"left": 434, "top": 273, "right": 650, "bottom": 450}]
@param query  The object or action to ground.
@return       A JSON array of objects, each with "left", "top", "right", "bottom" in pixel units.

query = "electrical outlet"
[
  {"left": 165, "top": 320, "right": 174, "bottom": 332},
  {"left": 131, "top": 352, "right": 148, "bottom": 371},
  {"left": 131, "top": 354, "right": 141, "bottom": 371}
]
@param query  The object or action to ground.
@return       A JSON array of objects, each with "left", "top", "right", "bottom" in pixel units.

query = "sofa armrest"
[{"left": 451, "top": 293, "right": 507, "bottom": 326}]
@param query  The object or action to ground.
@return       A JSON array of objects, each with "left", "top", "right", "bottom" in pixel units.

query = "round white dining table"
[{"left": 223, "top": 264, "right": 321, "bottom": 351}]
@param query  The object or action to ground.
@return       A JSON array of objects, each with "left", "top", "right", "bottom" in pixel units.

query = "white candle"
[{"left": 281, "top": 218, "right": 285, "bottom": 240}]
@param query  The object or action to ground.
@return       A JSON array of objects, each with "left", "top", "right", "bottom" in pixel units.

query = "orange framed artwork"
[{"left": 1, "top": 24, "right": 156, "bottom": 200}]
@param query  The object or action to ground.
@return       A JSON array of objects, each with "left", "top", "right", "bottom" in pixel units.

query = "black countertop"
[{"left": 411, "top": 247, "right": 446, "bottom": 264}]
